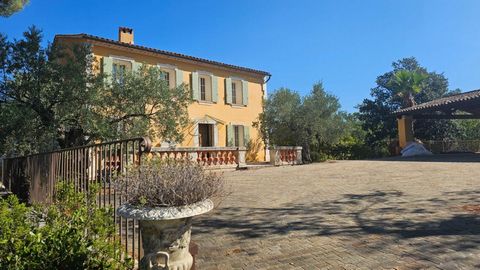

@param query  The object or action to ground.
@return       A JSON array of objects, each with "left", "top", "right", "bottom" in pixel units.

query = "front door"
[{"left": 198, "top": 124, "right": 214, "bottom": 147}]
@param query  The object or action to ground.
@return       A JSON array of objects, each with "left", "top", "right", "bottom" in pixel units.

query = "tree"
[
  {"left": 0, "top": 0, "right": 28, "bottom": 17},
  {"left": 388, "top": 69, "right": 428, "bottom": 108},
  {"left": 357, "top": 57, "right": 461, "bottom": 152},
  {"left": 257, "top": 83, "right": 347, "bottom": 162},
  {"left": 0, "top": 26, "right": 191, "bottom": 156}
]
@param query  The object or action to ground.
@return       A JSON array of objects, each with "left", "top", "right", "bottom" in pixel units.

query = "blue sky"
[{"left": 2, "top": 0, "right": 480, "bottom": 112}]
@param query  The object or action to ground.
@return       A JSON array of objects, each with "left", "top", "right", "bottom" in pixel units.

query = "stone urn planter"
[{"left": 117, "top": 199, "right": 214, "bottom": 270}]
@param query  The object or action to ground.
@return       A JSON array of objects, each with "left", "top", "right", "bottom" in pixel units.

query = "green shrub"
[{"left": 0, "top": 183, "right": 132, "bottom": 270}]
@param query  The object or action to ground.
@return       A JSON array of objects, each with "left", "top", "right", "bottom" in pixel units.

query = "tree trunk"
[{"left": 302, "top": 142, "right": 312, "bottom": 164}]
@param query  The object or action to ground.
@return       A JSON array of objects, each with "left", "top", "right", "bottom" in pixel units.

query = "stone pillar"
[
  {"left": 236, "top": 147, "right": 247, "bottom": 169},
  {"left": 294, "top": 147, "right": 303, "bottom": 164},
  {"left": 397, "top": 115, "right": 414, "bottom": 149},
  {"left": 269, "top": 147, "right": 281, "bottom": 166}
]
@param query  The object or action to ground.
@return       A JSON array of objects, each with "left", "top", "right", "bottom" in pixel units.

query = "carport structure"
[{"left": 395, "top": 89, "right": 480, "bottom": 148}]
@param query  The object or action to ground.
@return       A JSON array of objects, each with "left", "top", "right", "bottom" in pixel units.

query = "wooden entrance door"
[{"left": 198, "top": 124, "right": 214, "bottom": 147}]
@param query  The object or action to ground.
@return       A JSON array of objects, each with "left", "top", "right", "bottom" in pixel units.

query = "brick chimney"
[{"left": 118, "top": 27, "right": 134, "bottom": 44}]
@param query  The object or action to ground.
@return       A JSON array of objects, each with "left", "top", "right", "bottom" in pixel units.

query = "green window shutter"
[
  {"left": 243, "top": 125, "right": 250, "bottom": 146},
  {"left": 175, "top": 68, "right": 183, "bottom": 87},
  {"left": 132, "top": 61, "right": 142, "bottom": 73},
  {"left": 211, "top": 75, "right": 218, "bottom": 103},
  {"left": 225, "top": 78, "right": 232, "bottom": 104},
  {"left": 191, "top": 71, "right": 199, "bottom": 101},
  {"left": 242, "top": 80, "right": 249, "bottom": 106},
  {"left": 103, "top": 56, "right": 113, "bottom": 83},
  {"left": 226, "top": 124, "right": 234, "bottom": 146}
]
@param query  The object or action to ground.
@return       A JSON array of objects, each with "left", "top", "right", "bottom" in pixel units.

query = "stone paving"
[{"left": 192, "top": 157, "right": 480, "bottom": 269}]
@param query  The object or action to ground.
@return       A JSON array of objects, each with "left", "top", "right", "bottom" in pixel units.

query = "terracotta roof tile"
[
  {"left": 54, "top": 33, "right": 271, "bottom": 76},
  {"left": 395, "top": 89, "right": 480, "bottom": 114}
]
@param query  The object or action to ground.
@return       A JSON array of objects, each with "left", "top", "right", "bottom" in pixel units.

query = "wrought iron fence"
[
  {"left": 1, "top": 137, "right": 152, "bottom": 266},
  {"left": 423, "top": 140, "right": 480, "bottom": 154}
]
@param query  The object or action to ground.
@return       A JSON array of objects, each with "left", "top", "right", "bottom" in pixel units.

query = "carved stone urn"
[{"left": 117, "top": 199, "right": 214, "bottom": 270}]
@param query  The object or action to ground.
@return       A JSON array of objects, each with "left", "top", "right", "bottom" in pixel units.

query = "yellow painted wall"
[{"left": 58, "top": 37, "right": 267, "bottom": 161}]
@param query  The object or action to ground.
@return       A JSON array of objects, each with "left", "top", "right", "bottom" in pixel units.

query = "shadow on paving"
[
  {"left": 376, "top": 152, "right": 480, "bottom": 163},
  {"left": 194, "top": 189, "right": 480, "bottom": 266}
]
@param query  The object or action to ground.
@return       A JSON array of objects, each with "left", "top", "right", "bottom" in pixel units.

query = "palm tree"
[{"left": 389, "top": 70, "right": 428, "bottom": 108}]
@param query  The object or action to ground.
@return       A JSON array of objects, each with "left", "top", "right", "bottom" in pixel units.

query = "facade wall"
[{"left": 59, "top": 37, "right": 267, "bottom": 161}]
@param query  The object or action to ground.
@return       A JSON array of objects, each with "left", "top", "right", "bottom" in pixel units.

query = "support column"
[{"left": 397, "top": 115, "right": 414, "bottom": 148}]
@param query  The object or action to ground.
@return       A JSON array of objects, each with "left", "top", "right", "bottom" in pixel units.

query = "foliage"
[
  {"left": 0, "top": 183, "right": 132, "bottom": 270},
  {"left": 357, "top": 57, "right": 461, "bottom": 153},
  {"left": 388, "top": 69, "right": 428, "bottom": 108},
  {"left": 325, "top": 114, "right": 384, "bottom": 160},
  {"left": 0, "top": 0, "right": 28, "bottom": 17},
  {"left": 116, "top": 158, "right": 225, "bottom": 207},
  {"left": 257, "top": 83, "right": 348, "bottom": 162},
  {"left": 0, "top": 26, "right": 191, "bottom": 157}
]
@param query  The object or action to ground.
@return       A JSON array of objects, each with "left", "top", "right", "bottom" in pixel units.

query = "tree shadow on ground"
[
  {"left": 194, "top": 189, "right": 480, "bottom": 265},
  {"left": 376, "top": 152, "right": 480, "bottom": 163}
]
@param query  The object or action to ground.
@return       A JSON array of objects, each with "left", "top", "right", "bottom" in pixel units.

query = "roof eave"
[{"left": 54, "top": 34, "right": 271, "bottom": 77}]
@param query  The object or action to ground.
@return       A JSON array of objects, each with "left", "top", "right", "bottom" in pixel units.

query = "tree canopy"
[
  {"left": 0, "top": 26, "right": 191, "bottom": 156},
  {"left": 0, "top": 0, "right": 28, "bottom": 17},
  {"left": 357, "top": 57, "right": 461, "bottom": 150},
  {"left": 257, "top": 83, "right": 347, "bottom": 162}
]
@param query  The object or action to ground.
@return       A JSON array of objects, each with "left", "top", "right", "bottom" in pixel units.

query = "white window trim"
[
  {"left": 229, "top": 122, "right": 247, "bottom": 126},
  {"left": 193, "top": 119, "right": 218, "bottom": 147},
  {"left": 109, "top": 55, "right": 135, "bottom": 63},
  {"left": 197, "top": 70, "right": 213, "bottom": 76},
  {"left": 157, "top": 63, "right": 177, "bottom": 70}
]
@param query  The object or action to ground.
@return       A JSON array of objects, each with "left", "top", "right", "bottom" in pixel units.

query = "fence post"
[{"left": 236, "top": 147, "right": 247, "bottom": 169}]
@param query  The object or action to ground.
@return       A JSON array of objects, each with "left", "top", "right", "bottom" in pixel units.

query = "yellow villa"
[{"left": 55, "top": 27, "right": 271, "bottom": 161}]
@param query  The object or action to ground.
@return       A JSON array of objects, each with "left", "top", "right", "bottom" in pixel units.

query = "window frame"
[
  {"left": 112, "top": 59, "right": 132, "bottom": 84},
  {"left": 198, "top": 73, "right": 212, "bottom": 102},
  {"left": 230, "top": 78, "right": 244, "bottom": 106},
  {"left": 233, "top": 125, "right": 245, "bottom": 147},
  {"left": 157, "top": 64, "right": 177, "bottom": 89}
]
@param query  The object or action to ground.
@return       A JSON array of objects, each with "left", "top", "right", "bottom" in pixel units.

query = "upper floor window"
[
  {"left": 199, "top": 75, "right": 212, "bottom": 101},
  {"left": 159, "top": 66, "right": 176, "bottom": 89},
  {"left": 231, "top": 80, "right": 243, "bottom": 105},
  {"left": 112, "top": 59, "right": 132, "bottom": 83}
]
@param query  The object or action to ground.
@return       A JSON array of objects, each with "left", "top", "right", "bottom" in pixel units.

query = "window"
[
  {"left": 200, "top": 77, "right": 206, "bottom": 100},
  {"left": 159, "top": 68, "right": 176, "bottom": 88},
  {"left": 233, "top": 125, "right": 245, "bottom": 147},
  {"left": 199, "top": 75, "right": 212, "bottom": 101},
  {"left": 112, "top": 59, "right": 132, "bottom": 84},
  {"left": 232, "top": 82, "right": 237, "bottom": 104},
  {"left": 231, "top": 80, "right": 243, "bottom": 105},
  {"left": 161, "top": 70, "right": 170, "bottom": 87}
]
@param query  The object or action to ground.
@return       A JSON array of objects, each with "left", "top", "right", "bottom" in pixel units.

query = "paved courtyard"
[{"left": 192, "top": 157, "right": 480, "bottom": 269}]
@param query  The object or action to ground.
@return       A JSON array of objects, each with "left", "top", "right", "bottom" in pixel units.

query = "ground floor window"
[{"left": 234, "top": 125, "right": 245, "bottom": 147}]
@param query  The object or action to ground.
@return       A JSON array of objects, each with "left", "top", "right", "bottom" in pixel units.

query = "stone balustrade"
[
  {"left": 269, "top": 146, "right": 303, "bottom": 166},
  {"left": 150, "top": 147, "right": 247, "bottom": 169}
]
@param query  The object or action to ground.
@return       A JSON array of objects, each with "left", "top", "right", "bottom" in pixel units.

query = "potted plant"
[{"left": 116, "top": 158, "right": 225, "bottom": 270}]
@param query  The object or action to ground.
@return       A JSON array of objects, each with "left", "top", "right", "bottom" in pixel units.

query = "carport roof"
[{"left": 395, "top": 89, "right": 480, "bottom": 117}]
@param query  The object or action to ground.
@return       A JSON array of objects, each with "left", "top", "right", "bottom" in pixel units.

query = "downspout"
[{"left": 262, "top": 74, "right": 272, "bottom": 162}]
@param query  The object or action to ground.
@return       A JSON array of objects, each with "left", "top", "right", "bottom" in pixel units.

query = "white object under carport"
[{"left": 401, "top": 142, "right": 433, "bottom": 157}]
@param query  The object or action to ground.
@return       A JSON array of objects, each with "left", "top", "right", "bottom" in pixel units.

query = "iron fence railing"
[
  {"left": 423, "top": 140, "right": 480, "bottom": 154},
  {"left": 0, "top": 137, "right": 152, "bottom": 266}
]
